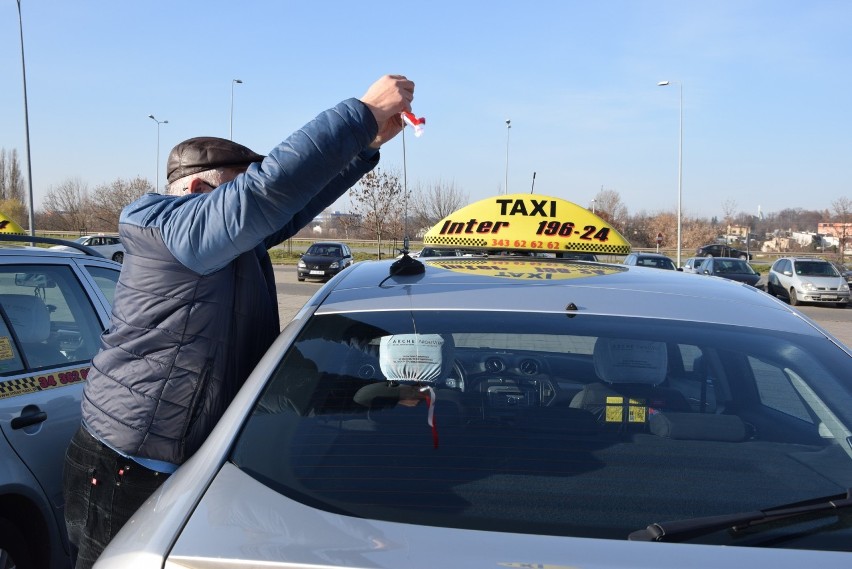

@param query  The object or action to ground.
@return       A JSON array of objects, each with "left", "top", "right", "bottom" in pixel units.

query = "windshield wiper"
[{"left": 629, "top": 489, "right": 852, "bottom": 542}]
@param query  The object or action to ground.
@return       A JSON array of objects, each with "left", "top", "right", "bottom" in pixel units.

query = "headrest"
[
  {"left": 0, "top": 294, "right": 50, "bottom": 343},
  {"left": 593, "top": 338, "right": 667, "bottom": 386}
]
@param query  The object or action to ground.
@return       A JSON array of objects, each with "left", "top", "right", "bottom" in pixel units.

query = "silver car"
[
  {"left": 97, "top": 253, "right": 852, "bottom": 567},
  {"left": 0, "top": 236, "right": 121, "bottom": 568},
  {"left": 767, "top": 257, "right": 850, "bottom": 308}
]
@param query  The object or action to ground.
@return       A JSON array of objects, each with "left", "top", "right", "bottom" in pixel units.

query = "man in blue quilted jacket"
[{"left": 62, "top": 74, "right": 415, "bottom": 568}]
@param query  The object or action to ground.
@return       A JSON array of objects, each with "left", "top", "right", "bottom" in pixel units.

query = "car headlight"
[
  {"left": 840, "top": 282, "right": 850, "bottom": 292},
  {"left": 297, "top": 260, "right": 306, "bottom": 269},
  {"left": 800, "top": 281, "right": 817, "bottom": 291},
  {"left": 329, "top": 261, "right": 339, "bottom": 269}
]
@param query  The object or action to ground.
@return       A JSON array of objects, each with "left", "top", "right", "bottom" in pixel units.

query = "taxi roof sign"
[{"left": 422, "top": 193, "right": 631, "bottom": 256}]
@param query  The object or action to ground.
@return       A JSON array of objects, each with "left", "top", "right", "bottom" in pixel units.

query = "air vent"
[
  {"left": 519, "top": 358, "right": 539, "bottom": 375},
  {"left": 484, "top": 357, "right": 505, "bottom": 373}
]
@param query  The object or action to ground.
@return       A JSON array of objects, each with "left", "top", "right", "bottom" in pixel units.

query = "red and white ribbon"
[
  {"left": 420, "top": 386, "right": 438, "bottom": 448},
  {"left": 401, "top": 111, "right": 426, "bottom": 137}
]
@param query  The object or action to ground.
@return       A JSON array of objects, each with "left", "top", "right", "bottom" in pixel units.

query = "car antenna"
[{"left": 390, "top": 113, "right": 424, "bottom": 276}]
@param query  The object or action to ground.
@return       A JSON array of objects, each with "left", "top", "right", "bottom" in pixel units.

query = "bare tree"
[
  {"left": 410, "top": 179, "right": 468, "bottom": 233},
  {"left": 592, "top": 188, "right": 628, "bottom": 233},
  {"left": 89, "top": 176, "right": 152, "bottom": 231},
  {"left": 348, "top": 167, "right": 407, "bottom": 257},
  {"left": 42, "top": 178, "right": 90, "bottom": 232},
  {"left": 721, "top": 199, "right": 738, "bottom": 229}
]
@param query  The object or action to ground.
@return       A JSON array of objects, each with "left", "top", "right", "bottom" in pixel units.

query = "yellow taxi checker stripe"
[
  {"left": 424, "top": 236, "right": 489, "bottom": 247},
  {"left": 0, "top": 366, "right": 90, "bottom": 400},
  {"left": 0, "top": 376, "right": 40, "bottom": 398}
]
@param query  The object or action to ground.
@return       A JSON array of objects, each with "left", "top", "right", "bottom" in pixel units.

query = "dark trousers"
[{"left": 62, "top": 426, "right": 169, "bottom": 569}]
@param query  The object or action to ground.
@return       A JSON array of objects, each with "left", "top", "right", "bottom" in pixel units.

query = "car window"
[
  {"left": 231, "top": 310, "right": 852, "bottom": 545},
  {"left": 795, "top": 261, "right": 839, "bottom": 277},
  {"left": 84, "top": 265, "right": 121, "bottom": 306},
  {"left": 0, "top": 265, "right": 105, "bottom": 371}
]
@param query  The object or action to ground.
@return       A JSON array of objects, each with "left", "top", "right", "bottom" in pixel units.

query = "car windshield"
[
  {"left": 714, "top": 260, "right": 755, "bottom": 274},
  {"left": 231, "top": 310, "right": 852, "bottom": 550},
  {"left": 795, "top": 261, "right": 840, "bottom": 277},
  {"left": 638, "top": 256, "right": 675, "bottom": 269},
  {"left": 307, "top": 245, "right": 341, "bottom": 256}
]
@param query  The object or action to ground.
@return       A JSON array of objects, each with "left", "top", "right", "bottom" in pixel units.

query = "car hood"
[
  {"left": 301, "top": 254, "right": 343, "bottom": 265},
  {"left": 110, "top": 462, "right": 849, "bottom": 569}
]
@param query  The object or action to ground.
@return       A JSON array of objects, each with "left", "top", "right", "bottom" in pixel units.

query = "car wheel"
[
  {"left": 705, "top": 253, "right": 713, "bottom": 258},
  {"left": 112, "top": 251, "right": 124, "bottom": 263},
  {"left": 738, "top": 254, "right": 748, "bottom": 260},
  {"left": 297, "top": 277, "right": 305, "bottom": 282},
  {"left": 0, "top": 517, "right": 34, "bottom": 569},
  {"left": 789, "top": 288, "right": 799, "bottom": 306}
]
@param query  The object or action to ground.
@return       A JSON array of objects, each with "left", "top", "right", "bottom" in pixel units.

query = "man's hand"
[{"left": 360, "top": 74, "right": 414, "bottom": 149}]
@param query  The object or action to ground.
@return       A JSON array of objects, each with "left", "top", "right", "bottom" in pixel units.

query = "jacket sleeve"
[{"left": 157, "top": 98, "right": 378, "bottom": 275}]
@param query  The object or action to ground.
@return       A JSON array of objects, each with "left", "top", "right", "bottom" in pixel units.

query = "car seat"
[
  {"left": 0, "top": 294, "right": 64, "bottom": 368},
  {"left": 569, "top": 338, "right": 691, "bottom": 428}
]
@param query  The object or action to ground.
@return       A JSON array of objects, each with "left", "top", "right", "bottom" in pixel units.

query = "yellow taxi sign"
[
  {"left": 0, "top": 212, "right": 26, "bottom": 235},
  {"left": 422, "top": 194, "right": 631, "bottom": 255}
]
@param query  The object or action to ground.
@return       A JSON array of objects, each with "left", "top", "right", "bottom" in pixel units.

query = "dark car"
[
  {"left": 297, "top": 241, "right": 354, "bottom": 281},
  {"left": 623, "top": 252, "right": 677, "bottom": 270},
  {"left": 829, "top": 261, "right": 852, "bottom": 285},
  {"left": 697, "top": 256, "right": 761, "bottom": 287},
  {"left": 696, "top": 243, "right": 753, "bottom": 260}
]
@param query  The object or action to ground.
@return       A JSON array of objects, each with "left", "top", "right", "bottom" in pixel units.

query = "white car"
[
  {"left": 681, "top": 257, "right": 705, "bottom": 273},
  {"left": 767, "top": 257, "right": 850, "bottom": 308},
  {"left": 50, "top": 234, "right": 126, "bottom": 263}
]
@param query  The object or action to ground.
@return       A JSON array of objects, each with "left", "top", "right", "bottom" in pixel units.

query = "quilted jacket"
[{"left": 81, "top": 98, "right": 378, "bottom": 467}]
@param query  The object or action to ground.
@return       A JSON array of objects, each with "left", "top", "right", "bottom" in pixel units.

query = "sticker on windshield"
[
  {"left": 379, "top": 334, "right": 445, "bottom": 383},
  {"left": 422, "top": 193, "right": 631, "bottom": 255},
  {"left": 0, "top": 337, "right": 15, "bottom": 360}
]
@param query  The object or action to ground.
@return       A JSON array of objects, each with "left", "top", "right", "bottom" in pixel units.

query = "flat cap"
[{"left": 166, "top": 136, "right": 265, "bottom": 184}]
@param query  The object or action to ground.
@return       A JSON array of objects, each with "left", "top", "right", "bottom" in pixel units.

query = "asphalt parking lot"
[{"left": 274, "top": 266, "right": 851, "bottom": 349}]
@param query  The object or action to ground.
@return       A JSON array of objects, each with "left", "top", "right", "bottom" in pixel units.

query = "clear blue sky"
[{"left": 2, "top": 0, "right": 850, "bottom": 220}]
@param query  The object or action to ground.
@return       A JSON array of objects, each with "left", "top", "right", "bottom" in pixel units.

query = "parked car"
[
  {"left": 297, "top": 241, "right": 354, "bottom": 282},
  {"left": 0, "top": 235, "right": 121, "bottom": 569},
  {"left": 97, "top": 230, "right": 852, "bottom": 567},
  {"left": 697, "top": 257, "right": 761, "bottom": 287},
  {"left": 681, "top": 257, "right": 705, "bottom": 274},
  {"left": 767, "top": 257, "right": 850, "bottom": 308},
  {"left": 50, "top": 234, "right": 126, "bottom": 263},
  {"left": 696, "top": 244, "right": 753, "bottom": 260},
  {"left": 623, "top": 252, "right": 677, "bottom": 270},
  {"left": 829, "top": 261, "right": 852, "bottom": 285}
]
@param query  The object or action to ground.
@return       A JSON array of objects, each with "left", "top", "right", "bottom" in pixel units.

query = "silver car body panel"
[{"left": 95, "top": 259, "right": 852, "bottom": 568}]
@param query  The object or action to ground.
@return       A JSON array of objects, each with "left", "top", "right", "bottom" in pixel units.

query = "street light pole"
[
  {"left": 504, "top": 119, "right": 511, "bottom": 194},
  {"left": 147, "top": 115, "right": 168, "bottom": 191},
  {"left": 657, "top": 80, "right": 683, "bottom": 266},
  {"left": 16, "top": 0, "right": 35, "bottom": 237},
  {"left": 230, "top": 79, "right": 243, "bottom": 140}
]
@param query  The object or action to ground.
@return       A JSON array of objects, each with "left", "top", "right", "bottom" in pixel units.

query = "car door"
[{"left": 0, "top": 260, "right": 119, "bottom": 514}]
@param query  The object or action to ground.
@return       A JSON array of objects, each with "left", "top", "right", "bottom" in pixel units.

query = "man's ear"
[{"left": 187, "top": 177, "right": 208, "bottom": 194}]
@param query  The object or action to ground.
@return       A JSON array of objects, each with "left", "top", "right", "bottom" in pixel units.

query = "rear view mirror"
[{"left": 15, "top": 273, "right": 57, "bottom": 288}]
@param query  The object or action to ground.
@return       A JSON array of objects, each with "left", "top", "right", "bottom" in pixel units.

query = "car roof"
[{"left": 313, "top": 257, "right": 820, "bottom": 337}]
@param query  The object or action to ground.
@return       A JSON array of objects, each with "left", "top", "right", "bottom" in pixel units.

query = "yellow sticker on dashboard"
[{"left": 423, "top": 193, "right": 631, "bottom": 255}]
